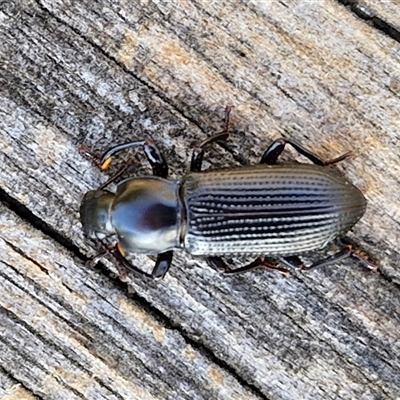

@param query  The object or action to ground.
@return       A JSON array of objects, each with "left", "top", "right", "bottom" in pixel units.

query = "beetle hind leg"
[
  {"left": 303, "top": 246, "right": 378, "bottom": 271},
  {"left": 207, "top": 256, "right": 290, "bottom": 276}
]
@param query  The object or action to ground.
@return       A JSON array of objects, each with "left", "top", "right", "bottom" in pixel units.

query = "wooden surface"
[{"left": 1, "top": 1, "right": 400, "bottom": 399}]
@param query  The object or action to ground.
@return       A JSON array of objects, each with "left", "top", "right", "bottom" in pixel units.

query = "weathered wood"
[{"left": 0, "top": 1, "right": 399, "bottom": 399}]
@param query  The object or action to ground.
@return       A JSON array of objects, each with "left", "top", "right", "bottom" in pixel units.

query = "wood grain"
[{"left": 0, "top": 1, "right": 399, "bottom": 399}]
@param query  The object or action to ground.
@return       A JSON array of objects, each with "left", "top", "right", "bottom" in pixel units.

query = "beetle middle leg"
[
  {"left": 278, "top": 256, "right": 305, "bottom": 270},
  {"left": 191, "top": 106, "right": 232, "bottom": 172},
  {"left": 260, "top": 138, "right": 353, "bottom": 166},
  {"left": 207, "top": 256, "right": 290, "bottom": 276}
]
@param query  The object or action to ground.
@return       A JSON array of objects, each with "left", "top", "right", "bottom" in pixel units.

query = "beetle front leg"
[
  {"left": 109, "top": 244, "right": 154, "bottom": 279},
  {"left": 93, "top": 141, "right": 169, "bottom": 190},
  {"left": 260, "top": 139, "right": 353, "bottom": 166},
  {"left": 87, "top": 243, "right": 153, "bottom": 281},
  {"left": 101, "top": 141, "right": 170, "bottom": 178},
  {"left": 112, "top": 245, "right": 176, "bottom": 279},
  {"left": 207, "top": 256, "right": 290, "bottom": 275},
  {"left": 82, "top": 140, "right": 169, "bottom": 189},
  {"left": 151, "top": 251, "right": 173, "bottom": 279},
  {"left": 100, "top": 140, "right": 169, "bottom": 178}
]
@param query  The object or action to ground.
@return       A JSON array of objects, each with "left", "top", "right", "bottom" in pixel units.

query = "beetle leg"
[
  {"left": 207, "top": 256, "right": 290, "bottom": 275},
  {"left": 99, "top": 141, "right": 145, "bottom": 168},
  {"left": 260, "top": 138, "right": 353, "bottom": 166},
  {"left": 88, "top": 245, "right": 128, "bottom": 281},
  {"left": 83, "top": 140, "right": 169, "bottom": 189},
  {"left": 222, "top": 105, "right": 233, "bottom": 133},
  {"left": 278, "top": 256, "right": 305, "bottom": 269},
  {"left": 303, "top": 246, "right": 378, "bottom": 271},
  {"left": 99, "top": 140, "right": 169, "bottom": 178},
  {"left": 190, "top": 132, "right": 230, "bottom": 172},
  {"left": 93, "top": 240, "right": 174, "bottom": 280},
  {"left": 151, "top": 251, "right": 173, "bottom": 279},
  {"left": 191, "top": 106, "right": 232, "bottom": 172},
  {"left": 91, "top": 239, "right": 154, "bottom": 279},
  {"left": 109, "top": 244, "right": 156, "bottom": 279},
  {"left": 92, "top": 141, "right": 169, "bottom": 190},
  {"left": 143, "top": 141, "right": 169, "bottom": 178}
]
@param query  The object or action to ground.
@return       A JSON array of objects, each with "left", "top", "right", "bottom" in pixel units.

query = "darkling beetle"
[{"left": 80, "top": 108, "right": 376, "bottom": 279}]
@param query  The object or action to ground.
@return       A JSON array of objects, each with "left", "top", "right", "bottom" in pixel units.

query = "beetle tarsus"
[
  {"left": 324, "top": 151, "right": 354, "bottom": 166},
  {"left": 347, "top": 246, "right": 378, "bottom": 271},
  {"left": 223, "top": 105, "right": 233, "bottom": 133}
]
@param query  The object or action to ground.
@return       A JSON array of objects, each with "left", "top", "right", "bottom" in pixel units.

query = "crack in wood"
[{"left": 337, "top": 0, "right": 400, "bottom": 42}]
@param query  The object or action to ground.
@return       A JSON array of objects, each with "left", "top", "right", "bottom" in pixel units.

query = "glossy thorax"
[
  {"left": 80, "top": 163, "right": 366, "bottom": 257},
  {"left": 80, "top": 177, "right": 182, "bottom": 254}
]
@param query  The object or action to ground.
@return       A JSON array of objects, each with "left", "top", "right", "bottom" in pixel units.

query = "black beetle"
[{"left": 80, "top": 110, "right": 375, "bottom": 279}]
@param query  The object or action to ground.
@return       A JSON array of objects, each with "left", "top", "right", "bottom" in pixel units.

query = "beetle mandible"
[{"left": 80, "top": 110, "right": 375, "bottom": 279}]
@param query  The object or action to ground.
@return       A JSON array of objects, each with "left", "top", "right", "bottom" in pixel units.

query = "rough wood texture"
[{"left": 1, "top": 1, "right": 399, "bottom": 399}]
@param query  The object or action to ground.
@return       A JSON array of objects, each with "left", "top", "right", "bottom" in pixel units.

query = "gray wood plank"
[{"left": 0, "top": 0, "right": 399, "bottom": 399}]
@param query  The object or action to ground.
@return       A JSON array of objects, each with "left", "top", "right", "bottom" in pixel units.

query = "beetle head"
[{"left": 80, "top": 190, "right": 115, "bottom": 239}]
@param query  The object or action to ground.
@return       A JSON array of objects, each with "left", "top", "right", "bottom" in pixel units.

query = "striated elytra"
[{"left": 182, "top": 164, "right": 366, "bottom": 257}]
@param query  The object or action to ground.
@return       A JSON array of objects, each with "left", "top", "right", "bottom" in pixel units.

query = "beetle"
[{"left": 80, "top": 113, "right": 375, "bottom": 279}]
